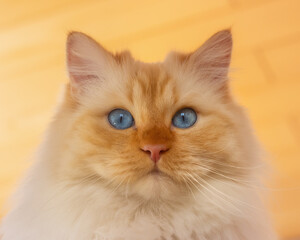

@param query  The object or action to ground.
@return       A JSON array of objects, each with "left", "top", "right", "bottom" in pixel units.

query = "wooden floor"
[{"left": 0, "top": 0, "right": 300, "bottom": 238}]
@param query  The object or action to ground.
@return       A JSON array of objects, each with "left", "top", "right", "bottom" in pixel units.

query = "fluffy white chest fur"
[{"left": 0, "top": 160, "right": 275, "bottom": 240}]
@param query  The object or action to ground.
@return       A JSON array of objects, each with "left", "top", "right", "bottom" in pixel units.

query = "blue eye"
[
  {"left": 172, "top": 108, "right": 197, "bottom": 129},
  {"left": 108, "top": 109, "right": 134, "bottom": 130}
]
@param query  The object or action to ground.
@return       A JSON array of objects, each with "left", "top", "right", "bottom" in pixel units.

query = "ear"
[
  {"left": 66, "top": 32, "right": 113, "bottom": 92},
  {"left": 190, "top": 29, "right": 232, "bottom": 82}
]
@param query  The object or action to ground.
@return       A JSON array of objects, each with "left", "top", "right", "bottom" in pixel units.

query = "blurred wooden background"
[{"left": 0, "top": 0, "right": 300, "bottom": 238}]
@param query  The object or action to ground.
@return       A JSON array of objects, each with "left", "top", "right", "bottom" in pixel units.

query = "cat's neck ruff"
[{"left": 2, "top": 162, "right": 274, "bottom": 240}]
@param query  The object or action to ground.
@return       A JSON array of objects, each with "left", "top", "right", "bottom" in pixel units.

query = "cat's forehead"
[{"left": 126, "top": 63, "right": 178, "bottom": 112}]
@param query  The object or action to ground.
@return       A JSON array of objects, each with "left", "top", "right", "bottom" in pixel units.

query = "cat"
[{"left": 0, "top": 30, "right": 277, "bottom": 240}]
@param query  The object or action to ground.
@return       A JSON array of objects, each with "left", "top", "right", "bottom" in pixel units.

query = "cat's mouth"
[
  {"left": 150, "top": 168, "right": 161, "bottom": 175},
  {"left": 148, "top": 166, "right": 166, "bottom": 177}
]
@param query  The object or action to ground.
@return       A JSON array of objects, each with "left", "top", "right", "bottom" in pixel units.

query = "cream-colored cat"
[{"left": 0, "top": 30, "right": 277, "bottom": 240}]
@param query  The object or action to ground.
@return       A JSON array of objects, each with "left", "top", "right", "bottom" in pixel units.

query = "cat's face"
[{"left": 57, "top": 30, "right": 255, "bottom": 201}]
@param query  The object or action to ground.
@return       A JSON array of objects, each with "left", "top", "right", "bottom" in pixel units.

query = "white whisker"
[
  {"left": 184, "top": 172, "right": 244, "bottom": 216},
  {"left": 197, "top": 157, "right": 266, "bottom": 170},
  {"left": 197, "top": 175, "right": 263, "bottom": 212}
]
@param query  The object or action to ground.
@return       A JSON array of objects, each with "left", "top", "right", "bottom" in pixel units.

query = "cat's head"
[{"left": 54, "top": 30, "right": 258, "bottom": 201}]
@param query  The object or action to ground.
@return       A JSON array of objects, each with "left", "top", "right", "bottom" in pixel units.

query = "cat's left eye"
[
  {"left": 172, "top": 108, "right": 197, "bottom": 129},
  {"left": 108, "top": 109, "right": 134, "bottom": 130}
]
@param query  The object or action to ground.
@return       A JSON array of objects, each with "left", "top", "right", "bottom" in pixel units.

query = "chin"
[{"left": 129, "top": 172, "right": 184, "bottom": 201}]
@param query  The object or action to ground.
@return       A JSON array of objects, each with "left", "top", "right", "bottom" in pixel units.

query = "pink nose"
[{"left": 141, "top": 144, "right": 168, "bottom": 163}]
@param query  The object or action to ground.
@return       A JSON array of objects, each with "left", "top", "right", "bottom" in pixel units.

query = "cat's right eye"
[{"left": 108, "top": 109, "right": 134, "bottom": 130}]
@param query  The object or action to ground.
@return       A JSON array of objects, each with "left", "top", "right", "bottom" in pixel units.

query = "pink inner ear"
[
  {"left": 189, "top": 30, "right": 232, "bottom": 83},
  {"left": 71, "top": 74, "right": 99, "bottom": 84},
  {"left": 66, "top": 32, "right": 110, "bottom": 89},
  {"left": 197, "top": 44, "right": 231, "bottom": 69},
  {"left": 67, "top": 47, "right": 98, "bottom": 84}
]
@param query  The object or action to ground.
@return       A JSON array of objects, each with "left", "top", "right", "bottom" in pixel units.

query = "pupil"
[
  {"left": 120, "top": 114, "right": 123, "bottom": 123},
  {"left": 181, "top": 112, "right": 185, "bottom": 122}
]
